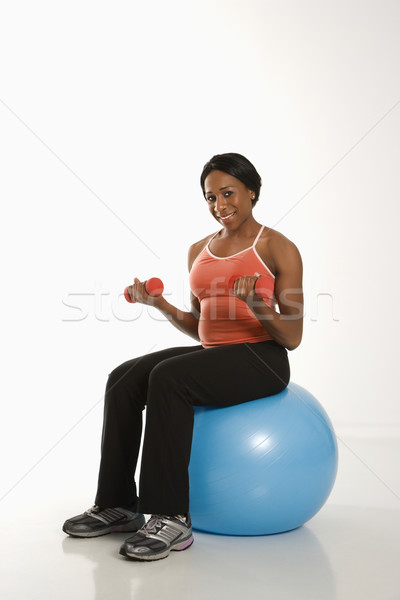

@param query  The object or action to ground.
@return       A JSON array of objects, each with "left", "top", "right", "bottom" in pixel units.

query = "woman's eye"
[{"left": 206, "top": 191, "right": 232, "bottom": 202}]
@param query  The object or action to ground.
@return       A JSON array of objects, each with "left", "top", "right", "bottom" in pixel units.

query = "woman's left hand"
[{"left": 231, "top": 276, "right": 259, "bottom": 303}]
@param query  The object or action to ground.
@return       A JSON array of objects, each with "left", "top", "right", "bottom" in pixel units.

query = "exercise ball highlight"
[{"left": 188, "top": 383, "right": 338, "bottom": 535}]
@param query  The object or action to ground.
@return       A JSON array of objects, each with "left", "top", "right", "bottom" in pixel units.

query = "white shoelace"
[{"left": 141, "top": 514, "right": 186, "bottom": 534}]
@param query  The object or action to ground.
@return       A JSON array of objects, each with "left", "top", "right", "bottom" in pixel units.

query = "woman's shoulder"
[
  {"left": 260, "top": 226, "right": 296, "bottom": 247},
  {"left": 258, "top": 226, "right": 302, "bottom": 275},
  {"left": 187, "top": 232, "right": 217, "bottom": 271}
]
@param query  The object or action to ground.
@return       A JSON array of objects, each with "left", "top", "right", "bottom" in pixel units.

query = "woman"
[{"left": 63, "top": 153, "right": 304, "bottom": 561}]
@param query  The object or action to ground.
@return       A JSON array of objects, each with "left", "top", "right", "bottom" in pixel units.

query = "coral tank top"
[{"left": 189, "top": 225, "right": 277, "bottom": 348}]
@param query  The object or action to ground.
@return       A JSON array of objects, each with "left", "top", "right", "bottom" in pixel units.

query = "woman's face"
[{"left": 204, "top": 170, "right": 255, "bottom": 228}]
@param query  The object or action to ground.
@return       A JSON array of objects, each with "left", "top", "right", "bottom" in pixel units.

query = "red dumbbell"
[
  {"left": 124, "top": 277, "right": 164, "bottom": 303},
  {"left": 228, "top": 274, "right": 271, "bottom": 301}
]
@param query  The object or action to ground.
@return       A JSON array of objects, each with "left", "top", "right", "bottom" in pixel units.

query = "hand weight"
[{"left": 124, "top": 277, "right": 164, "bottom": 303}]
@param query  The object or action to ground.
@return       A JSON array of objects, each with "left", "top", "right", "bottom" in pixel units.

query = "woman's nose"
[{"left": 215, "top": 195, "right": 228, "bottom": 212}]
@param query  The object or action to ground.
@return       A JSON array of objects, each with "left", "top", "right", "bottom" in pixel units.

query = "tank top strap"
[
  {"left": 206, "top": 230, "right": 220, "bottom": 250},
  {"left": 252, "top": 225, "right": 265, "bottom": 247}
]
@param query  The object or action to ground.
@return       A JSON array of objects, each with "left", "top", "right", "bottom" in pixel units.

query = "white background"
[{"left": 0, "top": 0, "right": 399, "bottom": 504}]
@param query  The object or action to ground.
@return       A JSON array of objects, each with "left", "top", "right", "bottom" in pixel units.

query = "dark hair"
[{"left": 200, "top": 153, "right": 262, "bottom": 206}]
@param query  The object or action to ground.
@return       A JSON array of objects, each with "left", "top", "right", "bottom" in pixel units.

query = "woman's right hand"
[{"left": 125, "top": 278, "right": 164, "bottom": 306}]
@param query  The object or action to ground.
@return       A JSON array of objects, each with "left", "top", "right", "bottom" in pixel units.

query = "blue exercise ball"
[{"left": 188, "top": 382, "right": 338, "bottom": 535}]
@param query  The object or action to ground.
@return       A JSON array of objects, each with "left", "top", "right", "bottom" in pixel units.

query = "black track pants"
[{"left": 94, "top": 340, "right": 290, "bottom": 515}]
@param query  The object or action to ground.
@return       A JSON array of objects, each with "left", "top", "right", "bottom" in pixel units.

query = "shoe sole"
[
  {"left": 63, "top": 515, "right": 146, "bottom": 538},
  {"left": 120, "top": 534, "right": 194, "bottom": 561}
]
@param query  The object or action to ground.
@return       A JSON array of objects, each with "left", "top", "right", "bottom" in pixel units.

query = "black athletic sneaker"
[
  {"left": 62, "top": 505, "right": 145, "bottom": 538},
  {"left": 119, "top": 513, "right": 194, "bottom": 561}
]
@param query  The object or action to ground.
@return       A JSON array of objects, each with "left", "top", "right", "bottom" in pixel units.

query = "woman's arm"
[
  {"left": 153, "top": 294, "right": 200, "bottom": 341},
  {"left": 124, "top": 242, "right": 204, "bottom": 342},
  {"left": 233, "top": 235, "right": 304, "bottom": 351}
]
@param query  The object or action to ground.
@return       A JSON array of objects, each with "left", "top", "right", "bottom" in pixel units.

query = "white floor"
[{"left": 1, "top": 435, "right": 399, "bottom": 600}]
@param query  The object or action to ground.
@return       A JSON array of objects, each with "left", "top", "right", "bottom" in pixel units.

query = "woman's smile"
[{"left": 217, "top": 210, "right": 237, "bottom": 222}]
